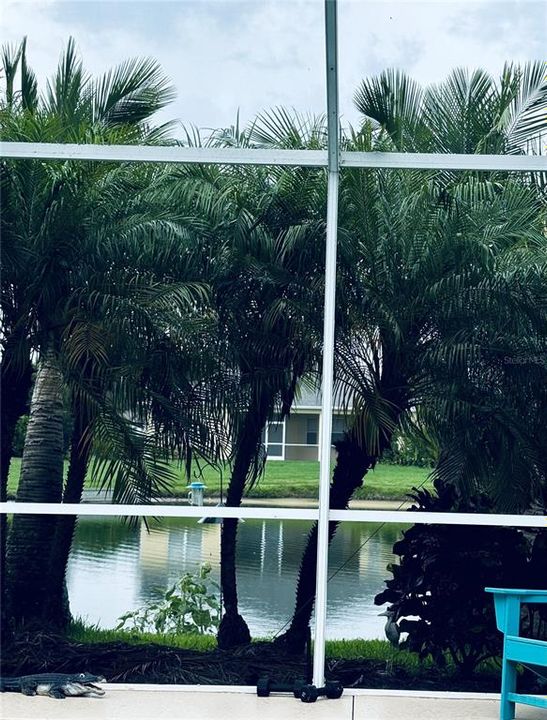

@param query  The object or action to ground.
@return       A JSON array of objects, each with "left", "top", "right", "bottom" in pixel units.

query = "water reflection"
[{"left": 67, "top": 517, "right": 407, "bottom": 639}]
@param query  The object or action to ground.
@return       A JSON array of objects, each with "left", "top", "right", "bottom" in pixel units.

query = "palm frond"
[
  {"left": 45, "top": 37, "right": 89, "bottom": 122},
  {"left": 354, "top": 69, "right": 427, "bottom": 150},
  {"left": 497, "top": 61, "right": 547, "bottom": 150},
  {"left": 19, "top": 37, "right": 38, "bottom": 111},
  {"left": 91, "top": 56, "right": 175, "bottom": 127},
  {"left": 1, "top": 38, "right": 23, "bottom": 107}
]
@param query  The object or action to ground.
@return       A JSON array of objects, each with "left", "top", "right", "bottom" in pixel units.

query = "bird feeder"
[{"left": 186, "top": 481, "right": 206, "bottom": 506}]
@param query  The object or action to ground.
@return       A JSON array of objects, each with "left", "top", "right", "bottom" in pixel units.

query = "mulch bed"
[{"left": 1, "top": 631, "right": 543, "bottom": 694}]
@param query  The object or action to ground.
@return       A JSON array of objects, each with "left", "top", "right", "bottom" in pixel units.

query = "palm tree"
[
  {"left": 214, "top": 213, "right": 324, "bottom": 648},
  {"left": 0, "top": 35, "right": 176, "bottom": 486},
  {"left": 167, "top": 113, "right": 329, "bottom": 647},
  {"left": 276, "top": 63, "right": 547, "bottom": 652},
  {"left": 38, "top": 198, "right": 221, "bottom": 627},
  {"left": 0, "top": 41, "right": 38, "bottom": 624},
  {"left": 1, "top": 38, "right": 218, "bottom": 628}
]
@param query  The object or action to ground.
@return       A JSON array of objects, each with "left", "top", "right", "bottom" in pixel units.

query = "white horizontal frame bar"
[
  {"left": 285, "top": 443, "right": 320, "bottom": 447},
  {"left": 0, "top": 502, "right": 317, "bottom": 521},
  {"left": 0, "top": 142, "right": 327, "bottom": 167},
  {"left": 341, "top": 151, "right": 547, "bottom": 172},
  {"left": 2, "top": 141, "right": 546, "bottom": 172},
  {"left": 1, "top": 502, "right": 545, "bottom": 527},
  {"left": 329, "top": 509, "right": 547, "bottom": 528}
]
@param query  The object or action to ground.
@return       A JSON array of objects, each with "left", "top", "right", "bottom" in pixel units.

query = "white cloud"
[
  {"left": 339, "top": 0, "right": 545, "bottom": 126},
  {"left": 167, "top": 0, "right": 326, "bottom": 130}
]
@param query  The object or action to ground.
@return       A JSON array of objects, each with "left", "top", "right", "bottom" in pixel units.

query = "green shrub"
[
  {"left": 375, "top": 485, "right": 530, "bottom": 677},
  {"left": 116, "top": 564, "right": 220, "bottom": 635},
  {"left": 381, "top": 429, "right": 436, "bottom": 468}
]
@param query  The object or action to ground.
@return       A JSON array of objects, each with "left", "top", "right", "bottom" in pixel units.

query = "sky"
[{"left": 2, "top": 0, "right": 545, "bottom": 137}]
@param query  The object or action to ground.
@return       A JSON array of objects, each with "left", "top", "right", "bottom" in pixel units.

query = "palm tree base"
[
  {"left": 217, "top": 611, "right": 251, "bottom": 649},
  {"left": 272, "top": 626, "right": 309, "bottom": 655}
]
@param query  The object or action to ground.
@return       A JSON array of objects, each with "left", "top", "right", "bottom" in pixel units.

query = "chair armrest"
[
  {"left": 486, "top": 588, "right": 547, "bottom": 635},
  {"left": 486, "top": 588, "right": 547, "bottom": 604}
]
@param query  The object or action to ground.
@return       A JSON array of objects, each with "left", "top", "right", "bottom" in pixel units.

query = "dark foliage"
[
  {"left": 375, "top": 484, "right": 537, "bottom": 677},
  {"left": 381, "top": 429, "right": 436, "bottom": 468}
]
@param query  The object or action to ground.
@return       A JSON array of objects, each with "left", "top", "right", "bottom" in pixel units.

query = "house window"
[
  {"left": 267, "top": 444, "right": 283, "bottom": 457},
  {"left": 264, "top": 420, "right": 285, "bottom": 460},
  {"left": 267, "top": 422, "right": 284, "bottom": 444},
  {"left": 306, "top": 417, "right": 318, "bottom": 445},
  {"left": 331, "top": 416, "right": 346, "bottom": 444}
]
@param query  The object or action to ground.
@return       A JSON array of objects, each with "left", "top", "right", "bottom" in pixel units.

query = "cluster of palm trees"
[{"left": 1, "top": 39, "right": 545, "bottom": 652}]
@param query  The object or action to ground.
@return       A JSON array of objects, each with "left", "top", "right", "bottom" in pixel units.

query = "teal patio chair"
[{"left": 486, "top": 588, "right": 547, "bottom": 720}]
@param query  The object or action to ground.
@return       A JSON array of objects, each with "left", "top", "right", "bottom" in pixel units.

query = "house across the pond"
[{"left": 261, "top": 383, "right": 350, "bottom": 461}]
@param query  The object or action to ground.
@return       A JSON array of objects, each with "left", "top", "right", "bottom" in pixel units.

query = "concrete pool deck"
[{"left": 2, "top": 686, "right": 546, "bottom": 720}]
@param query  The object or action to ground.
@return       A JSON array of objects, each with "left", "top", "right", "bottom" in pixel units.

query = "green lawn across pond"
[{"left": 7, "top": 457, "right": 431, "bottom": 501}]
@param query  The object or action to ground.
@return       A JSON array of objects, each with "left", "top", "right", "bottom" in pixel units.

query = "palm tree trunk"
[
  {"left": 0, "top": 347, "right": 32, "bottom": 491},
  {"left": 43, "top": 406, "right": 91, "bottom": 628},
  {"left": 217, "top": 397, "right": 271, "bottom": 649},
  {"left": 273, "top": 438, "right": 374, "bottom": 653},
  {"left": 0, "top": 343, "right": 32, "bottom": 634},
  {"left": 5, "top": 348, "right": 65, "bottom": 627},
  {"left": 275, "top": 357, "right": 407, "bottom": 655}
]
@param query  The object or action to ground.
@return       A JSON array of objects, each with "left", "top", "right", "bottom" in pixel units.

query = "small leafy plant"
[{"left": 116, "top": 563, "right": 221, "bottom": 635}]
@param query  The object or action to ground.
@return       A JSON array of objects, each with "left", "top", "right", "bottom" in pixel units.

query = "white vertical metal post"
[{"left": 312, "top": 0, "right": 340, "bottom": 687}]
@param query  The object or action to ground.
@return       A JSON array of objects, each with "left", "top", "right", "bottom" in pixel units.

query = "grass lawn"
[
  {"left": 67, "top": 621, "right": 431, "bottom": 671},
  {"left": 68, "top": 622, "right": 423, "bottom": 666},
  {"left": 7, "top": 457, "right": 432, "bottom": 501}
]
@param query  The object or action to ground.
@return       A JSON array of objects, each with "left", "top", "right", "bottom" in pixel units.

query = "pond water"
[{"left": 67, "top": 517, "right": 409, "bottom": 640}]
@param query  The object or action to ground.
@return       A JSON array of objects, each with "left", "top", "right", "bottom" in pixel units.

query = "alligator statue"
[{"left": 0, "top": 672, "right": 106, "bottom": 699}]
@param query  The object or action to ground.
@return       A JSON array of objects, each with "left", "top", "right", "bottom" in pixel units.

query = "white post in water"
[{"left": 312, "top": 0, "right": 340, "bottom": 688}]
